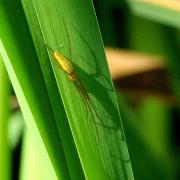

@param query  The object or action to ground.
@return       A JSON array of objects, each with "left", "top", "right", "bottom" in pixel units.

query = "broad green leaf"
[{"left": 22, "top": 0, "right": 133, "bottom": 179}]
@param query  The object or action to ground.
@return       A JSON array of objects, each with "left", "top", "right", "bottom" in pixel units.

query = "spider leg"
[
  {"left": 75, "top": 82, "right": 100, "bottom": 144},
  {"left": 74, "top": 83, "right": 89, "bottom": 120},
  {"left": 76, "top": 81, "right": 102, "bottom": 126},
  {"left": 78, "top": 80, "right": 118, "bottom": 130},
  {"left": 62, "top": 16, "right": 73, "bottom": 64}
]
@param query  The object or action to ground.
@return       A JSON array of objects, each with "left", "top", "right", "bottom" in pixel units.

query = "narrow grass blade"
[
  {"left": 20, "top": 128, "right": 57, "bottom": 180},
  {"left": 0, "top": 39, "right": 68, "bottom": 180},
  {"left": 0, "top": 55, "right": 11, "bottom": 180}
]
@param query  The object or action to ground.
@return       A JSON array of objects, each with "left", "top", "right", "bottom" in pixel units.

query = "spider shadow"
[{"left": 72, "top": 56, "right": 120, "bottom": 131}]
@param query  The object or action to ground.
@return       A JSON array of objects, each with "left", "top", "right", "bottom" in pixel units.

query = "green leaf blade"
[{"left": 22, "top": 0, "right": 134, "bottom": 179}]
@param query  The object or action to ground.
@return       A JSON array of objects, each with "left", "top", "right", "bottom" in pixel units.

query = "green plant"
[{"left": 0, "top": 0, "right": 133, "bottom": 179}]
